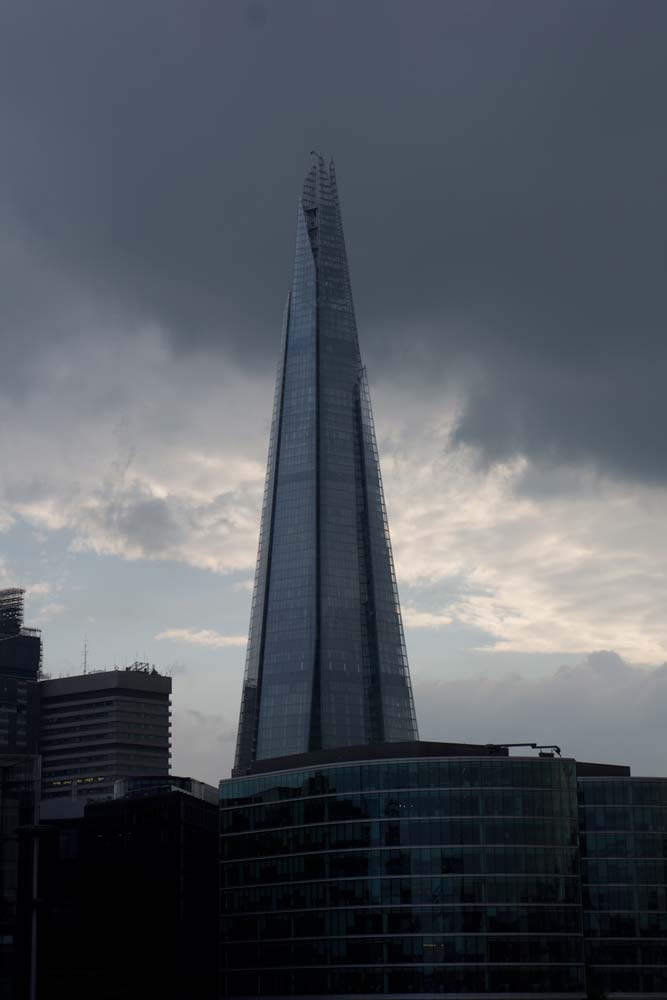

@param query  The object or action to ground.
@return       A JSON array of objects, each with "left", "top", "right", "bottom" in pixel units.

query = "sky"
[{"left": 1, "top": 0, "right": 666, "bottom": 784}]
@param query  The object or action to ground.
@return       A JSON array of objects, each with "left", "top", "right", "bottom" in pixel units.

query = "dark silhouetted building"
[
  {"left": 0, "top": 754, "right": 39, "bottom": 998},
  {"left": 0, "top": 589, "right": 41, "bottom": 755},
  {"left": 113, "top": 772, "right": 217, "bottom": 803},
  {"left": 578, "top": 770, "right": 667, "bottom": 995},
  {"left": 19, "top": 775, "right": 218, "bottom": 1000},
  {"left": 38, "top": 663, "right": 171, "bottom": 818},
  {"left": 234, "top": 154, "right": 418, "bottom": 774}
]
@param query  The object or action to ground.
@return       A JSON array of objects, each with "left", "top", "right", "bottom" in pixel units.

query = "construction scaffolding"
[{"left": 0, "top": 588, "right": 25, "bottom": 637}]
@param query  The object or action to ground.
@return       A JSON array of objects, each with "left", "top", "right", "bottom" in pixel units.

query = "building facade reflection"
[{"left": 221, "top": 746, "right": 587, "bottom": 997}]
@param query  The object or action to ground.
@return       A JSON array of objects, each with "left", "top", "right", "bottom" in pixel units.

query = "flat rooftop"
[
  {"left": 39, "top": 665, "right": 171, "bottom": 697},
  {"left": 241, "top": 740, "right": 511, "bottom": 777},
  {"left": 237, "top": 741, "right": 633, "bottom": 779}
]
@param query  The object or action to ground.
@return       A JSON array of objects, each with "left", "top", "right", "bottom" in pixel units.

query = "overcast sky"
[{"left": 1, "top": 0, "right": 666, "bottom": 783}]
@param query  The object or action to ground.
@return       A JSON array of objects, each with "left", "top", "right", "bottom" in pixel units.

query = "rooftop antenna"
[{"left": 82, "top": 635, "right": 89, "bottom": 674}]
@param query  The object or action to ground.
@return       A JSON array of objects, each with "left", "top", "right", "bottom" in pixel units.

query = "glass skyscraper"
[{"left": 234, "top": 155, "right": 418, "bottom": 774}]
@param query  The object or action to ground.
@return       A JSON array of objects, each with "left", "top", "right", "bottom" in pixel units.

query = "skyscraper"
[{"left": 234, "top": 155, "right": 418, "bottom": 773}]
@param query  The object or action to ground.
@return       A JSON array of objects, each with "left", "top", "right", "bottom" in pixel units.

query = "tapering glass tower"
[{"left": 234, "top": 155, "right": 417, "bottom": 774}]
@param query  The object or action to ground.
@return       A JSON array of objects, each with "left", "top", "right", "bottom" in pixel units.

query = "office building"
[
  {"left": 220, "top": 744, "right": 667, "bottom": 998},
  {"left": 221, "top": 743, "right": 587, "bottom": 997},
  {"left": 38, "top": 663, "right": 171, "bottom": 817},
  {"left": 0, "top": 589, "right": 41, "bottom": 755},
  {"left": 578, "top": 769, "right": 667, "bottom": 995},
  {"left": 234, "top": 154, "right": 417, "bottom": 774},
  {"left": 19, "top": 774, "right": 218, "bottom": 1000}
]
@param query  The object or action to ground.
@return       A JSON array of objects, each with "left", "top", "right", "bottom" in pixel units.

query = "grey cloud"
[
  {"left": 0, "top": 0, "right": 666, "bottom": 479},
  {"left": 171, "top": 707, "right": 237, "bottom": 784},
  {"left": 165, "top": 660, "right": 189, "bottom": 677},
  {"left": 415, "top": 651, "right": 667, "bottom": 776},
  {"left": 76, "top": 480, "right": 261, "bottom": 572},
  {"left": 4, "top": 479, "right": 53, "bottom": 506},
  {"left": 103, "top": 492, "right": 184, "bottom": 556}
]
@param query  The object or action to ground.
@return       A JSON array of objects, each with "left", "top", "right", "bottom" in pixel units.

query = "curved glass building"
[{"left": 220, "top": 746, "right": 585, "bottom": 997}]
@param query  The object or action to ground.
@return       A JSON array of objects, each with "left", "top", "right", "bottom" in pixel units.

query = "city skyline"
[{"left": 1, "top": 2, "right": 667, "bottom": 784}]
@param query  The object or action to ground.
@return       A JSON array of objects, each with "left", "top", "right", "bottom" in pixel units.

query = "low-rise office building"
[{"left": 220, "top": 742, "right": 667, "bottom": 999}]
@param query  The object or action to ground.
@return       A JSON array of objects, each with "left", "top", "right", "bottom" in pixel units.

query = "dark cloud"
[
  {"left": 103, "top": 491, "right": 184, "bottom": 556},
  {"left": 1, "top": 0, "right": 665, "bottom": 476}
]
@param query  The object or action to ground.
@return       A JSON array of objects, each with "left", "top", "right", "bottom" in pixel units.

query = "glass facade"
[
  {"left": 578, "top": 777, "right": 667, "bottom": 994},
  {"left": 235, "top": 155, "right": 417, "bottom": 773},
  {"left": 220, "top": 753, "right": 585, "bottom": 996}
]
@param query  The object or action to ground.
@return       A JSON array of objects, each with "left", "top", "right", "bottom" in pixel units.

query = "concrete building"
[{"left": 38, "top": 663, "right": 171, "bottom": 818}]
